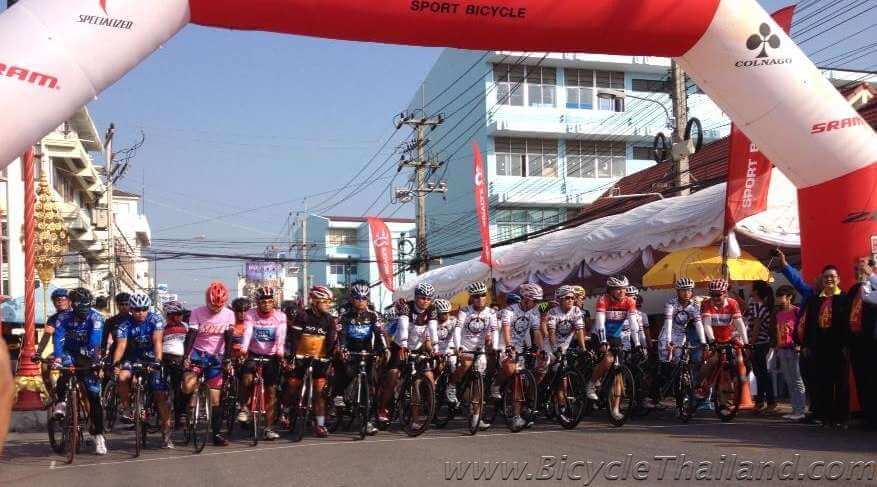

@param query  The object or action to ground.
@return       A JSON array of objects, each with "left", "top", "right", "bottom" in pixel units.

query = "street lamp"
[{"left": 601, "top": 89, "right": 673, "bottom": 129}]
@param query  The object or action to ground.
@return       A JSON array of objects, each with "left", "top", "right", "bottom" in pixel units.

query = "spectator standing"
[
  {"left": 747, "top": 280, "right": 776, "bottom": 412},
  {"left": 773, "top": 285, "right": 806, "bottom": 421},
  {"left": 799, "top": 265, "right": 850, "bottom": 427}
]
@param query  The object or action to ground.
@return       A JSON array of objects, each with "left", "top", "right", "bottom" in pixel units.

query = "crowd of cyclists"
[{"left": 34, "top": 271, "right": 784, "bottom": 459}]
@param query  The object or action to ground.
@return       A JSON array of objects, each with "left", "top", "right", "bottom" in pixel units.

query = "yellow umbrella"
[{"left": 643, "top": 246, "right": 772, "bottom": 289}]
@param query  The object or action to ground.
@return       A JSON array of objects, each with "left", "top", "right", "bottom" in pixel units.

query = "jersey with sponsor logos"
[
  {"left": 701, "top": 298, "right": 743, "bottom": 343},
  {"left": 242, "top": 308, "right": 287, "bottom": 356},
  {"left": 547, "top": 306, "right": 585, "bottom": 352},
  {"left": 189, "top": 306, "right": 235, "bottom": 356},
  {"left": 53, "top": 309, "right": 104, "bottom": 365},
  {"left": 435, "top": 317, "right": 459, "bottom": 354},
  {"left": 117, "top": 311, "right": 165, "bottom": 362},
  {"left": 596, "top": 295, "right": 638, "bottom": 339},
  {"left": 500, "top": 304, "right": 539, "bottom": 351},
  {"left": 162, "top": 320, "right": 189, "bottom": 357},
  {"left": 456, "top": 306, "right": 497, "bottom": 352},
  {"left": 662, "top": 296, "right": 705, "bottom": 346},
  {"left": 340, "top": 309, "right": 383, "bottom": 352}
]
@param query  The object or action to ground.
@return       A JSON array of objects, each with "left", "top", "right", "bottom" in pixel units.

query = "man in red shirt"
[{"left": 697, "top": 279, "right": 748, "bottom": 398}]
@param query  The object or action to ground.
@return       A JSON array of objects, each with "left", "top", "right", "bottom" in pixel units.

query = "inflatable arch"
[{"left": 0, "top": 0, "right": 875, "bottom": 283}]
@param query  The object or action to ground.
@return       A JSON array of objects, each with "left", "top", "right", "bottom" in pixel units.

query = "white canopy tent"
[{"left": 394, "top": 169, "right": 798, "bottom": 300}]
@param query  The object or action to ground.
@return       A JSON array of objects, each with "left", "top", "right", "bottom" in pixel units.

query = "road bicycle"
[
  {"left": 687, "top": 343, "right": 746, "bottom": 422},
  {"left": 546, "top": 348, "right": 587, "bottom": 429},
  {"left": 396, "top": 351, "right": 435, "bottom": 437},
  {"left": 245, "top": 356, "right": 273, "bottom": 445},
  {"left": 497, "top": 347, "right": 539, "bottom": 432},
  {"left": 588, "top": 344, "right": 636, "bottom": 427},
  {"left": 45, "top": 359, "right": 99, "bottom": 464},
  {"left": 652, "top": 343, "right": 697, "bottom": 422},
  {"left": 289, "top": 354, "right": 333, "bottom": 442}
]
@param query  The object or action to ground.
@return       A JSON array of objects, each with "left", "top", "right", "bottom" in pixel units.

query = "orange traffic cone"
[{"left": 737, "top": 358, "right": 756, "bottom": 410}]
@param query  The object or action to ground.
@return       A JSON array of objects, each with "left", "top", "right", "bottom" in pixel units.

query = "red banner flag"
[
  {"left": 367, "top": 217, "right": 395, "bottom": 292},
  {"left": 723, "top": 6, "right": 794, "bottom": 234},
  {"left": 473, "top": 142, "right": 493, "bottom": 267}
]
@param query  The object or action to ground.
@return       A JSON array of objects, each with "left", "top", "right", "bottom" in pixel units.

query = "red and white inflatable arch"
[{"left": 0, "top": 0, "right": 875, "bottom": 282}]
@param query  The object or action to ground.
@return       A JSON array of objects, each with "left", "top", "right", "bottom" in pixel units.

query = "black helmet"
[
  {"left": 69, "top": 287, "right": 94, "bottom": 318},
  {"left": 114, "top": 292, "right": 131, "bottom": 305},
  {"left": 255, "top": 286, "right": 275, "bottom": 301},
  {"left": 231, "top": 297, "right": 251, "bottom": 312}
]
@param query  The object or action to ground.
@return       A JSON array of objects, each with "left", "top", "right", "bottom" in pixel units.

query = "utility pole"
[
  {"left": 104, "top": 123, "right": 117, "bottom": 313},
  {"left": 300, "top": 205, "right": 309, "bottom": 307},
  {"left": 669, "top": 61, "right": 690, "bottom": 197},
  {"left": 393, "top": 86, "right": 447, "bottom": 274}
]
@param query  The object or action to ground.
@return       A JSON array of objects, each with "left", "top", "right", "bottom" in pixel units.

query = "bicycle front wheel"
[
  {"left": 134, "top": 386, "right": 143, "bottom": 457},
  {"left": 102, "top": 381, "right": 118, "bottom": 433},
  {"left": 465, "top": 375, "right": 483, "bottom": 436},
  {"left": 64, "top": 386, "right": 79, "bottom": 464},
  {"left": 714, "top": 365, "right": 743, "bottom": 422},
  {"left": 355, "top": 374, "right": 369, "bottom": 440},
  {"left": 192, "top": 385, "right": 210, "bottom": 453},
  {"left": 606, "top": 366, "right": 635, "bottom": 427},
  {"left": 252, "top": 381, "right": 264, "bottom": 446},
  {"left": 404, "top": 376, "right": 434, "bottom": 437},
  {"left": 554, "top": 370, "right": 585, "bottom": 430},
  {"left": 432, "top": 372, "right": 454, "bottom": 429},
  {"left": 675, "top": 366, "right": 694, "bottom": 423}
]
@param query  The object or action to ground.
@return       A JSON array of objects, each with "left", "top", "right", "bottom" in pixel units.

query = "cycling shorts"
[{"left": 187, "top": 349, "right": 224, "bottom": 389}]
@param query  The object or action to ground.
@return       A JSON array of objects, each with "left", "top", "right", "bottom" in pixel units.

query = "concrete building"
[
  {"left": 410, "top": 51, "right": 870, "bottom": 265},
  {"left": 99, "top": 189, "right": 153, "bottom": 296},
  {"left": 292, "top": 215, "right": 416, "bottom": 311},
  {"left": 1, "top": 108, "right": 107, "bottom": 301}
]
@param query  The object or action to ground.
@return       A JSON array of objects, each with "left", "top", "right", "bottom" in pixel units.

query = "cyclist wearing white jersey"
[{"left": 660, "top": 277, "right": 706, "bottom": 362}]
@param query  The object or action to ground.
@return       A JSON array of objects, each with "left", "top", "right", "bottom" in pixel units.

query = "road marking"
[{"left": 42, "top": 420, "right": 811, "bottom": 471}]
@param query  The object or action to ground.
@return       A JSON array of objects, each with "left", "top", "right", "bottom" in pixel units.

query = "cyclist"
[
  {"left": 496, "top": 283, "right": 547, "bottom": 430},
  {"left": 238, "top": 286, "right": 286, "bottom": 440},
  {"left": 586, "top": 276, "right": 641, "bottom": 411},
  {"left": 284, "top": 285, "right": 337, "bottom": 438},
  {"left": 446, "top": 281, "right": 495, "bottom": 430},
  {"left": 378, "top": 283, "right": 437, "bottom": 424},
  {"left": 161, "top": 300, "right": 189, "bottom": 430},
  {"left": 230, "top": 297, "right": 250, "bottom": 361},
  {"left": 35, "top": 288, "right": 70, "bottom": 394},
  {"left": 571, "top": 285, "right": 591, "bottom": 328},
  {"left": 696, "top": 278, "right": 748, "bottom": 399},
  {"left": 623, "top": 286, "right": 654, "bottom": 409},
  {"left": 334, "top": 281, "right": 386, "bottom": 435},
  {"left": 660, "top": 277, "right": 706, "bottom": 363},
  {"left": 547, "top": 286, "right": 588, "bottom": 354},
  {"left": 182, "top": 281, "right": 235, "bottom": 446},
  {"left": 101, "top": 292, "right": 131, "bottom": 363},
  {"left": 112, "top": 292, "right": 174, "bottom": 449},
  {"left": 433, "top": 298, "right": 459, "bottom": 379},
  {"left": 52, "top": 287, "right": 107, "bottom": 455}
]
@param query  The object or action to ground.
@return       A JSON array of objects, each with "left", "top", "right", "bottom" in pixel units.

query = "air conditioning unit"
[{"left": 92, "top": 208, "right": 108, "bottom": 229}]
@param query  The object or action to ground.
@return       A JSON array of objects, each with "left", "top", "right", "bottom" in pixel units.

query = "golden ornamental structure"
[{"left": 34, "top": 174, "right": 69, "bottom": 284}]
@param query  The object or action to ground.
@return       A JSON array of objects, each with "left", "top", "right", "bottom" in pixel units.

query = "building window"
[
  {"left": 564, "top": 69, "right": 594, "bottom": 110},
  {"left": 327, "top": 228, "right": 357, "bottom": 247},
  {"left": 495, "top": 208, "right": 564, "bottom": 241},
  {"left": 595, "top": 70, "right": 625, "bottom": 90},
  {"left": 597, "top": 93, "right": 625, "bottom": 112},
  {"left": 495, "top": 137, "right": 558, "bottom": 178},
  {"left": 631, "top": 78, "right": 669, "bottom": 93},
  {"left": 494, "top": 64, "right": 556, "bottom": 107},
  {"left": 566, "top": 141, "right": 626, "bottom": 179},
  {"left": 526, "top": 66, "right": 556, "bottom": 107},
  {"left": 632, "top": 146, "right": 654, "bottom": 160},
  {"left": 329, "top": 262, "right": 358, "bottom": 277}
]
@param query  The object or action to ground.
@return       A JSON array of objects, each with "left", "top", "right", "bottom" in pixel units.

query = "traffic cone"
[{"left": 737, "top": 358, "right": 755, "bottom": 410}]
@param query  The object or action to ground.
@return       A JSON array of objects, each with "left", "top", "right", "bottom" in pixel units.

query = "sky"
[{"left": 7, "top": 0, "right": 873, "bottom": 306}]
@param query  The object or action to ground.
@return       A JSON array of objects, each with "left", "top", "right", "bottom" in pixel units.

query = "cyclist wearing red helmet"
[
  {"left": 696, "top": 278, "right": 749, "bottom": 399},
  {"left": 181, "top": 281, "right": 236, "bottom": 446},
  {"left": 283, "top": 285, "right": 337, "bottom": 438}
]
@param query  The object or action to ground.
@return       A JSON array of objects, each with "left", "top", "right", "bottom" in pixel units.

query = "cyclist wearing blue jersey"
[
  {"left": 112, "top": 292, "right": 174, "bottom": 448},
  {"left": 52, "top": 288, "right": 107, "bottom": 455}
]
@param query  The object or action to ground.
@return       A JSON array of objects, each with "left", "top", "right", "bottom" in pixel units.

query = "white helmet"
[
  {"left": 555, "top": 285, "right": 576, "bottom": 300},
  {"left": 129, "top": 292, "right": 152, "bottom": 309},
  {"left": 414, "top": 282, "right": 436, "bottom": 299},
  {"left": 519, "top": 283, "right": 543, "bottom": 300},
  {"left": 466, "top": 281, "right": 488, "bottom": 296},
  {"left": 606, "top": 275, "right": 630, "bottom": 289},
  {"left": 675, "top": 277, "right": 695, "bottom": 290},
  {"left": 434, "top": 298, "right": 452, "bottom": 313},
  {"left": 626, "top": 286, "right": 640, "bottom": 296}
]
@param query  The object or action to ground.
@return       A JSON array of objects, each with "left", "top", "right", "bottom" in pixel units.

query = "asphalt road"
[{"left": 2, "top": 409, "right": 875, "bottom": 487}]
